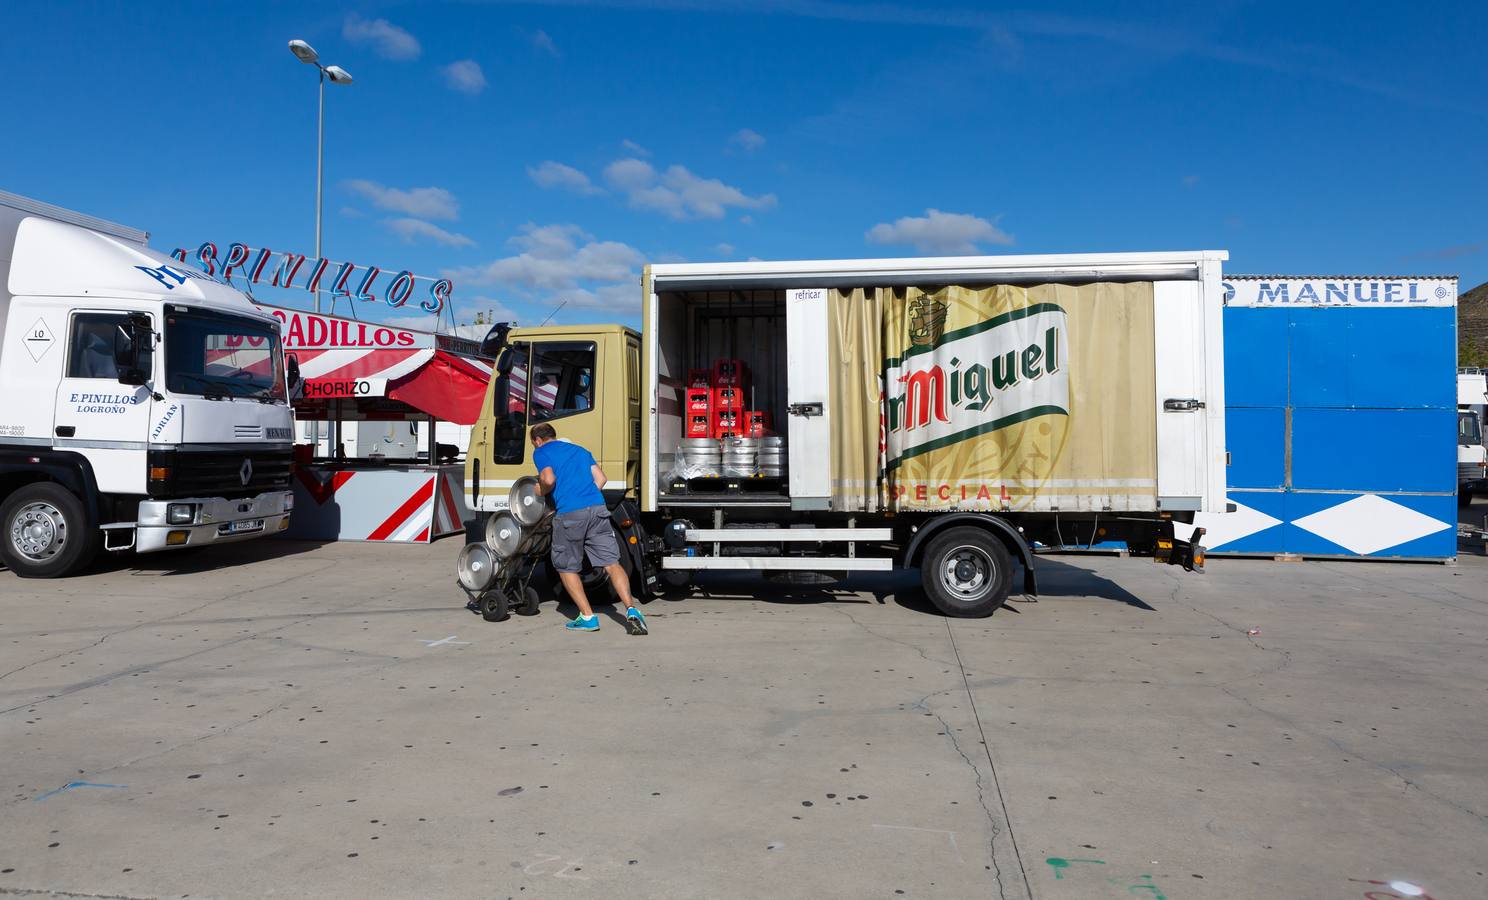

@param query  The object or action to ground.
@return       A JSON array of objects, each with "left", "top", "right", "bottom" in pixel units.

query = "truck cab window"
[
  {"left": 67, "top": 313, "right": 153, "bottom": 380},
  {"left": 165, "top": 311, "right": 285, "bottom": 400},
  {"left": 528, "top": 342, "right": 596, "bottom": 423},
  {"left": 492, "top": 342, "right": 531, "bottom": 464},
  {"left": 1460, "top": 411, "right": 1482, "bottom": 446}
]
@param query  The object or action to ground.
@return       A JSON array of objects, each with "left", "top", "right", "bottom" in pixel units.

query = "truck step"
[
  {"left": 663, "top": 556, "right": 893, "bottom": 571},
  {"left": 683, "top": 528, "right": 893, "bottom": 542}
]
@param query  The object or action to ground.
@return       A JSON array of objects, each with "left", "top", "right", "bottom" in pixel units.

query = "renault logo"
[{"left": 239, "top": 458, "right": 253, "bottom": 486}]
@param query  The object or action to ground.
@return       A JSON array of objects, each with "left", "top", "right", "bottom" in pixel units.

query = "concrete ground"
[{"left": 1, "top": 538, "right": 1485, "bottom": 900}]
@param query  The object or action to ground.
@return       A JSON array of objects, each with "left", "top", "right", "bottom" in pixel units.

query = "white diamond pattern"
[
  {"left": 1192, "top": 500, "right": 1283, "bottom": 550},
  {"left": 1291, "top": 494, "right": 1451, "bottom": 555}
]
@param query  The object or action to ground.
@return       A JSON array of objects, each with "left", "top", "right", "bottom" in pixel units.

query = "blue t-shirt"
[{"left": 533, "top": 440, "right": 605, "bottom": 514}]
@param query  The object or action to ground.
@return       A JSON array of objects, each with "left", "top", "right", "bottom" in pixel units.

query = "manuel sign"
[
  {"left": 1224, "top": 277, "right": 1457, "bottom": 308},
  {"left": 168, "top": 241, "right": 453, "bottom": 314}
]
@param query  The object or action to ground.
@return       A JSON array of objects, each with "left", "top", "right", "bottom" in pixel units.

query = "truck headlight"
[{"left": 166, "top": 503, "right": 196, "bottom": 525}]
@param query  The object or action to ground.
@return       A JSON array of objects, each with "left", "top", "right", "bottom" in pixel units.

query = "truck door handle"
[
  {"left": 55, "top": 426, "right": 75, "bottom": 437},
  {"left": 1163, "top": 398, "right": 1205, "bottom": 411},
  {"left": 788, "top": 402, "right": 823, "bottom": 417}
]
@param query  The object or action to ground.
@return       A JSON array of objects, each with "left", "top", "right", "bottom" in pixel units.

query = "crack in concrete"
[
  {"left": 823, "top": 603, "right": 1027, "bottom": 899},
  {"left": 1157, "top": 570, "right": 1487, "bottom": 828},
  {"left": 2, "top": 600, "right": 558, "bottom": 797},
  {"left": 0, "top": 889, "right": 156, "bottom": 899},
  {"left": 943, "top": 618, "right": 1032, "bottom": 900},
  {"left": 827, "top": 606, "right": 959, "bottom": 668},
  {"left": 0, "top": 561, "right": 346, "bottom": 686}
]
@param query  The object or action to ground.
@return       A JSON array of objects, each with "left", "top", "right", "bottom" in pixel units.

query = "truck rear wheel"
[
  {"left": 0, "top": 482, "right": 99, "bottom": 579},
  {"left": 919, "top": 526, "right": 1013, "bottom": 618}
]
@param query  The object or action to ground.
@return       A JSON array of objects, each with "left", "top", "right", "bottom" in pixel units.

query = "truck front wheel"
[
  {"left": 919, "top": 526, "right": 1013, "bottom": 618},
  {"left": 0, "top": 483, "right": 99, "bottom": 578}
]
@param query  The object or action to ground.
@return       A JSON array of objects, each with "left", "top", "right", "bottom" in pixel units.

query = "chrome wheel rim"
[
  {"left": 10, "top": 501, "right": 67, "bottom": 562},
  {"left": 940, "top": 544, "right": 994, "bottom": 601}
]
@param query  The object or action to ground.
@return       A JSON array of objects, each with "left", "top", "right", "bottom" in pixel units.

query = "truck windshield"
[
  {"left": 166, "top": 310, "right": 285, "bottom": 401},
  {"left": 1460, "top": 411, "right": 1482, "bottom": 446}
]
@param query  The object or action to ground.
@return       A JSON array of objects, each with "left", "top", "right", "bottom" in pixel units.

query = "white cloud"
[
  {"left": 446, "top": 223, "right": 646, "bottom": 311},
  {"left": 730, "top": 128, "right": 766, "bottom": 151},
  {"left": 343, "top": 15, "right": 421, "bottom": 60},
  {"left": 529, "top": 29, "right": 560, "bottom": 57},
  {"left": 601, "top": 158, "right": 776, "bottom": 220},
  {"left": 716, "top": 242, "right": 736, "bottom": 256},
  {"left": 1181, "top": 174, "right": 1201, "bottom": 188},
  {"left": 621, "top": 139, "right": 650, "bottom": 157},
  {"left": 345, "top": 180, "right": 459, "bottom": 220},
  {"left": 865, "top": 208, "right": 1013, "bottom": 255},
  {"left": 339, "top": 206, "right": 365, "bottom": 218},
  {"left": 384, "top": 218, "right": 475, "bottom": 248},
  {"left": 528, "top": 161, "right": 604, "bottom": 195},
  {"left": 441, "top": 60, "right": 487, "bottom": 95}
]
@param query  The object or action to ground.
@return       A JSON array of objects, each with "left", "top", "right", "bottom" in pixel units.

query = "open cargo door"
[
  {"left": 785, "top": 288, "right": 832, "bottom": 508},
  {"left": 1153, "top": 279, "right": 1224, "bottom": 511}
]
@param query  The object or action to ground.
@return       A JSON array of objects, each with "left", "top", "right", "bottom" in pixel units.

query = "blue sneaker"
[
  {"left": 625, "top": 607, "right": 648, "bottom": 636},
  {"left": 566, "top": 614, "right": 600, "bottom": 632}
]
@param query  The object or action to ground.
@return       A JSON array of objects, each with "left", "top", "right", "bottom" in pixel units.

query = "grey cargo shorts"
[{"left": 550, "top": 504, "right": 621, "bottom": 574}]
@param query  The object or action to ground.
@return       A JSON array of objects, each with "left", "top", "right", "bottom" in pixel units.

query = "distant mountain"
[{"left": 1461, "top": 282, "right": 1488, "bottom": 366}]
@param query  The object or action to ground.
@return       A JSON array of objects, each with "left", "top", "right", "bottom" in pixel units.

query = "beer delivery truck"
[
  {"left": 459, "top": 251, "right": 1228, "bottom": 617},
  {"left": 0, "top": 191, "right": 298, "bottom": 577}
]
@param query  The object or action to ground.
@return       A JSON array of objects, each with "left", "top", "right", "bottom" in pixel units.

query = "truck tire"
[
  {"left": 0, "top": 482, "right": 100, "bottom": 579},
  {"left": 919, "top": 526, "right": 1013, "bottom": 618}
]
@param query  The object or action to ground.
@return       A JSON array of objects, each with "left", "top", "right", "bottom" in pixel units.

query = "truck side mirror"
[
  {"left": 113, "top": 314, "right": 152, "bottom": 386},
  {"left": 286, "top": 353, "right": 302, "bottom": 390},
  {"left": 480, "top": 322, "right": 512, "bottom": 359}
]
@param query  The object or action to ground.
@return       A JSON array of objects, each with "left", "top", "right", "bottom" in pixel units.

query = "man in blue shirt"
[{"left": 531, "top": 422, "right": 647, "bottom": 634}]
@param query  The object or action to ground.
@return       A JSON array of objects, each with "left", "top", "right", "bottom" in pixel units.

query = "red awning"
[{"left": 385, "top": 350, "right": 493, "bottom": 425}]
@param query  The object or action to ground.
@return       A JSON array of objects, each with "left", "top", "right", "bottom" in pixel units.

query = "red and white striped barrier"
[{"left": 285, "top": 464, "right": 467, "bottom": 544}]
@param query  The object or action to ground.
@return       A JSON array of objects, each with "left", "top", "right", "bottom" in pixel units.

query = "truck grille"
[
  {"left": 147, "top": 447, "right": 293, "bottom": 500},
  {"left": 234, "top": 425, "right": 264, "bottom": 440}
]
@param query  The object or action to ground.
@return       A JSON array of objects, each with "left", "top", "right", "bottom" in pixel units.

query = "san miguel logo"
[{"left": 884, "top": 300, "right": 1070, "bottom": 469}]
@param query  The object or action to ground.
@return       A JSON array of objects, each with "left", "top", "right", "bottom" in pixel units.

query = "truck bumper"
[{"left": 135, "top": 490, "right": 294, "bottom": 554}]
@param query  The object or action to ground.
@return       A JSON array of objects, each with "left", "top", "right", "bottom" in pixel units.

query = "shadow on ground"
[{"left": 82, "top": 537, "right": 339, "bottom": 577}]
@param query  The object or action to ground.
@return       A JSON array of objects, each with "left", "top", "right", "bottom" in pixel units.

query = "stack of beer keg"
[
  {"left": 679, "top": 437, "right": 723, "bottom": 476},
  {"left": 455, "top": 475, "right": 554, "bottom": 593},
  {"left": 721, "top": 435, "right": 788, "bottom": 478}
]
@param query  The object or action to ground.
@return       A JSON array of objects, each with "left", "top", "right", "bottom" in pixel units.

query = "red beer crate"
[
  {"left": 714, "top": 408, "right": 742, "bottom": 438},
  {"left": 714, "top": 385, "right": 744, "bottom": 411},
  {"left": 712, "top": 358, "right": 748, "bottom": 388},
  {"left": 743, "top": 410, "right": 771, "bottom": 437},
  {"left": 686, "top": 413, "right": 713, "bottom": 438},
  {"left": 686, "top": 368, "right": 713, "bottom": 389},
  {"left": 686, "top": 387, "right": 713, "bottom": 414}
]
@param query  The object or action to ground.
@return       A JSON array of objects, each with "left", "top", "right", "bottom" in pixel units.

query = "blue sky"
[{"left": 2, "top": 0, "right": 1484, "bottom": 331}]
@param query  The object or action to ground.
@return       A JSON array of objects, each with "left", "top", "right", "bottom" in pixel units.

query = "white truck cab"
[
  {"left": 0, "top": 192, "right": 297, "bottom": 577},
  {"left": 1458, "top": 369, "right": 1487, "bottom": 506}
]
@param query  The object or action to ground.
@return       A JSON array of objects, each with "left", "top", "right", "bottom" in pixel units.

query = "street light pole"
[
  {"left": 289, "top": 39, "right": 352, "bottom": 314},
  {"left": 290, "top": 40, "right": 352, "bottom": 457},
  {"left": 315, "top": 66, "right": 324, "bottom": 313}
]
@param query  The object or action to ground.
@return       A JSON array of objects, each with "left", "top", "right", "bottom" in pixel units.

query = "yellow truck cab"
[{"left": 465, "top": 324, "right": 642, "bottom": 514}]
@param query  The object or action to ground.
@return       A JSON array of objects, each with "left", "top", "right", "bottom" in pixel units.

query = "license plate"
[{"left": 221, "top": 519, "right": 264, "bottom": 535}]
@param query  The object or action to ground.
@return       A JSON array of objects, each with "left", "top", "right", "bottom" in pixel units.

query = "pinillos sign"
[{"left": 169, "top": 241, "right": 454, "bottom": 314}]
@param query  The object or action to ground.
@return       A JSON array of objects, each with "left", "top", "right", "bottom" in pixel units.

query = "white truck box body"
[{"left": 645, "top": 251, "right": 1228, "bottom": 517}]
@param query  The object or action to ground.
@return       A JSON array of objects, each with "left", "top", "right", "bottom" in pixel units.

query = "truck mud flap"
[{"left": 1156, "top": 527, "right": 1206, "bottom": 573}]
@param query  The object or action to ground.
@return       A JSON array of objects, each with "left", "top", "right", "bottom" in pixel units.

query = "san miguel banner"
[
  {"left": 828, "top": 283, "right": 1158, "bottom": 513},
  {"left": 169, "top": 241, "right": 453, "bottom": 315}
]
